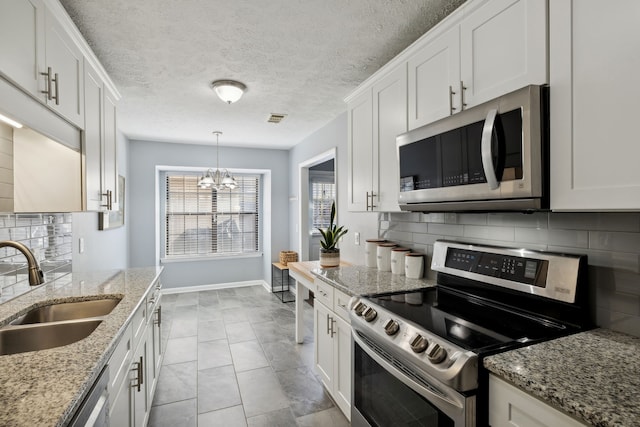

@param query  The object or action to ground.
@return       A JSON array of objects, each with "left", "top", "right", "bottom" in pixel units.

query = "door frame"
[{"left": 298, "top": 147, "right": 336, "bottom": 261}]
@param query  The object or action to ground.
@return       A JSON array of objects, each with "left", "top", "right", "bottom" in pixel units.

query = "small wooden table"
[{"left": 271, "top": 262, "right": 295, "bottom": 303}]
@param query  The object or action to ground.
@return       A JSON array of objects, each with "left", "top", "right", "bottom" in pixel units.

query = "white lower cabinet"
[
  {"left": 489, "top": 374, "right": 586, "bottom": 427},
  {"left": 314, "top": 284, "right": 352, "bottom": 420},
  {"left": 108, "top": 283, "right": 163, "bottom": 427}
]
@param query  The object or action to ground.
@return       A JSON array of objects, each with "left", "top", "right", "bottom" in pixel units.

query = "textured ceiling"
[{"left": 60, "top": 0, "right": 466, "bottom": 149}]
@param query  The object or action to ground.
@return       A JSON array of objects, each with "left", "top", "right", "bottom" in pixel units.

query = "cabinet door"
[
  {"left": 408, "top": 26, "right": 460, "bottom": 129},
  {"left": 347, "top": 90, "right": 373, "bottom": 212},
  {"left": 109, "top": 366, "right": 133, "bottom": 427},
  {"left": 550, "top": 0, "right": 640, "bottom": 210},
  {"left": 103, "top": 89, "right": 119, "bottom": 210},
  {"left": 373, "top": 65, "right": 407, "bottom": 212},
  {"left": 0, "top": 0, "right": 45, "bottom": 98},
  {"left": 314, "top": 301, "right": 334, "bottom": 391},
  {"left": 489, "top": 375, "right": 586, "bottom": 427},
  {"left": 44, "top": 7, "right": 84, "bottom": 127},
  {"left": 83, "top": 61, "right": 104, "bottom": 211},
  {"left": 132, "top": 339, "right": 149, "bottom": 427},
  {"left": 460, "top": 0, "right": 547, "bottom": 108},
  {"left": 332, "top": 314, "right": 352, "bottom": 421}
]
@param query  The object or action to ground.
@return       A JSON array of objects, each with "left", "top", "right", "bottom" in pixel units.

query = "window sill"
[{"left": 161, "top": 253, "right": 263, "bottom": 264}]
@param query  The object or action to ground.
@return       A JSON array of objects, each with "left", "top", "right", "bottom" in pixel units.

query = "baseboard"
[{"left": 161, "top": 280, "right": 268, "bottom": 295}]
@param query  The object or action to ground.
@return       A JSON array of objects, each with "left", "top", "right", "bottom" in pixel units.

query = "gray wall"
[
  {"left": 128, "top": 139, "right": 289, "bottom": 289},
  {"left": 379, "top": 211, "right": 640, "bottom": 338},
  {"left": 288, "top": 113, "right": 379, "bottom": 264}
]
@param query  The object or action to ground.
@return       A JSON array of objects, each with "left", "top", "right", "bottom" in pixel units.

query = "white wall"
[
  {"left": 72, "top": 130, "right": 129, "bottom": 272},
  {"left": 289, "top": 113, "right": 379, "bottom": 264},
  {"left": 128, "top": 139, "right": 289, "bottom": 289}
]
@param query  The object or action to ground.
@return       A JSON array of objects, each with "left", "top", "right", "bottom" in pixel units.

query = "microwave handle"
[{"left": 481, "top": 108, "right": 500, "bottom": 190}]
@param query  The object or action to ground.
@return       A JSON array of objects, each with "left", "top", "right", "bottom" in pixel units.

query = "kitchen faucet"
[{"left": 0, "top": 241, "right": 44, "bottom": 286}]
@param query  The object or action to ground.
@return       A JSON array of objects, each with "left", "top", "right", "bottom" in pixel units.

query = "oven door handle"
[
  {"left": 481, "top": 108, "right": 500, "bottom": 190},
  {"left": 352, "top": 330, "right": 466, "bottom": 414}
]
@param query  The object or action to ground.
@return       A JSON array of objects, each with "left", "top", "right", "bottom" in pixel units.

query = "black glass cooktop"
[{"left": 367, "top": 286, "right": 575, "bottom": 354}]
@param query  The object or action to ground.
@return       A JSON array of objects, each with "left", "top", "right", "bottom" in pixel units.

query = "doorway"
[{"left": 298, "top": 148, "right": 336, "bottom": 261}]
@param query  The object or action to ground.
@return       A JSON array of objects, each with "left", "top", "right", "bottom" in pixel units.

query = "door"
[
  {"left": 314, "top": 301, "right": 334, "bottom": 391},
  {"left": 0, "top": 0, "right": 45, "bottom": 98},
  {"left": 460, "top": 0, "right": 547, "bottom": 108},
  {"left": 347, "top": 90, "right": 373, "bottom": 211},
  {"left": 44, "top": 7, "right": 84, "bottom": 127},
  {"left": 408, "top": 26, "right": 461, "bottom": 129},
  {"left": 550, "top": 0, "right": 640, "bottom": 210},
  {"left": 373, "top": 64, "right": 407, "bottom": 212},
  {"left": 332, "top": 314, "right": 352, "bottom": 420}
]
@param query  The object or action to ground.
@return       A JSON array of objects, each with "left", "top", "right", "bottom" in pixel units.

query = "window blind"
[
  {"left": 164, "top": 173, "right": 260, "bottom": 257},
  {"left": 311, "top": 182, "right": 335, "bottom": 230}
]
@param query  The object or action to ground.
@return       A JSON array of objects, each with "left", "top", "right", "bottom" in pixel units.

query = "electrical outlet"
[{"left": 354, "top": 232, "right": 360, "bottom": 245}]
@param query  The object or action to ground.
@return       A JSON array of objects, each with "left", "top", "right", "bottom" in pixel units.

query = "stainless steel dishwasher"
[{"left": 68, "top": 366, "right": 109, "bottom": 427}]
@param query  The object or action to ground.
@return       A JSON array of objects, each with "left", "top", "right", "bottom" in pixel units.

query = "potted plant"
[{"left": 318, "top": 201, "right": 348, "bottom": 267}]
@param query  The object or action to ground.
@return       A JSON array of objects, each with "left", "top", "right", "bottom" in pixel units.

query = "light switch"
[
  {"left": 79, "top": 237, "right": 85, "bottom": 254},
  {"left": 355, "top": 232, "right": 360, "bottom": 245}
]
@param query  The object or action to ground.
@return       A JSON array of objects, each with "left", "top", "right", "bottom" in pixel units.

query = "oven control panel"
[
  {"left": 445, "top": 247, "right": 548, "bottom": 287},
  {"left": 349, "top": 296, "right": 479, "bottom": 392}
]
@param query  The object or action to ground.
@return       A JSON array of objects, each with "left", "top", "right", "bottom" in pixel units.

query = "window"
[
  {"left": 311, "top": 181, "right": 335, "bottom": 231},
  {"left": 164, "top": 172, "right": 260, "bottom": 258}
]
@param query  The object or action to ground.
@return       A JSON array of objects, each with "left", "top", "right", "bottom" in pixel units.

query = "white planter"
[{"left": 319, "top": 249, "right": 340, "bottom": 267}]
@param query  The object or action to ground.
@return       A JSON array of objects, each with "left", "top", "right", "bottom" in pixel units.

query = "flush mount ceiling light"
[
  {"left": 210, "top": 79, "right": 247, "bottom": 104},
  {"left": 198, "top": 131, "right": 238, "bottom": 191}
]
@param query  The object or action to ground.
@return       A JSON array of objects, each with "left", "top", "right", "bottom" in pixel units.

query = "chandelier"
[{"left": 198, "top": 131, "right": 237, "bottom": 191}]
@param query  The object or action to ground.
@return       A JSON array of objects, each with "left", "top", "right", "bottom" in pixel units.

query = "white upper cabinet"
[
  {"left": 407, "top": 0, "right": 548, "bottom": 131},
  {"left": 408, "top": 26, "right": 461, "bottom": 129},
  {"left": 347, "top": 65, "right": 406, "bottom": 212},
  {"left": 550, "top": 0, "right": 640, "bottom": 210},
  {"left": 44, "top": 5, "right": 84, "bottom": 127},
  {"left": 0, "top": 0, "right": 84, "bottom": 128},
  {"left": 460, "top": 0, "right": 548, "bottom": 108},
  {"left": 0, "top": 0, "right": 46, "bottom": 98},
  {"left": 347, "top": 90, "right": 373, "bottom": 212},
  {"left": 373, "top": 65, "right": 407, "bottom": 212}
]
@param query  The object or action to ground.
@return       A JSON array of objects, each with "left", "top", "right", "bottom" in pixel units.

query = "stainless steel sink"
[
  {"left": 0, "top": 320, "right": 102, "bottom": 355},
  {"left": 12, "top": 298, "right": 121, "bottom": 325}
]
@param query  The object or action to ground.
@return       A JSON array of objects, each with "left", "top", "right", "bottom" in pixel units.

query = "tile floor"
[{"left": 148, "top": 285, "right": 350, "bottom": 427}]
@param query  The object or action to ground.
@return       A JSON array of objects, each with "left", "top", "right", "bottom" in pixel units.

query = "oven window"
[{"left": 354, "top": 344, "right": 455, "bottom": 427}]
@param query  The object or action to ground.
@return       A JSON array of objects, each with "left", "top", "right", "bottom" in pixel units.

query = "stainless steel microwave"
[{"left": 396, "top": 85, "right": 548, "bottom": 212}]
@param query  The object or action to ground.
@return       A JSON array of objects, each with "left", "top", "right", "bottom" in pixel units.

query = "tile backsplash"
[
  {"left": 379, "top": 211, "right": 640, "bottom": 337},
  {"left": 0, "top": 213, "right": 73, "bottom": 302}
]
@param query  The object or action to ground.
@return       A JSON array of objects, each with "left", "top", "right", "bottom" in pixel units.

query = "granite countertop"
[
  {"left": 484, "top": 328, "right": 640, "bottom": 427},
  {"left": 312, "top": 264, "right": 437, "bottom": 296},
  {"left": 0, "top": 266, "right": 163, "bottom": 427}
]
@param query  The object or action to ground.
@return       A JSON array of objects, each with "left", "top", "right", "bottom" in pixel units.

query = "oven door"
[{"left": 352, "top": 331, "right": 475, "bottom": 427}]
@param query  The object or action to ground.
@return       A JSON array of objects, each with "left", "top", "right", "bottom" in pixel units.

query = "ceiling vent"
[{"left": 267, "top": 113, "right": 287, "bottom": 124}]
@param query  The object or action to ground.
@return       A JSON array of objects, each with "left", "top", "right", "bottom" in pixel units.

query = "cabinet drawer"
[
  {"left": 108, "top": 323, "right": 132, "bottom": 398},
  {"left": 315, "top": 279, "right": 334, "bottom": 308},
  {"left": 333, "top": 289, "right": 351, "bottom": 323}
]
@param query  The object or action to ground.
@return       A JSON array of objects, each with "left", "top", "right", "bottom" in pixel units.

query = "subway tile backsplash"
[
  {"left": 379, "top": 211, "right": 640, "bottom": 338},
  {"left": 0, "top": 213, "right": 72, "bottom": 303}
]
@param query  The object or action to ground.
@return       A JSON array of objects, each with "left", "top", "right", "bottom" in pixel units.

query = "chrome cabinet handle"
[
  {"left": 366, "top": 191, "right": 377, "bottom": 211},
  {"left": 366, "top": 191, "right": 370, "bottom": 210},
  {"left": 460, "top": 81, "right": 467, "bottom": 111},
  {"left": 448, "top": 85, "right": 457, "bottom": 115},
  {"left": 155, "top": 306, "right": 162, "bottom": 326},
  {"left": 131, "top": 356, "right": 143, "bottom": 392},
  {"left": 481, "top": 108, "right": 500, "bottom": 190},
  {"left": 52, "top": 73, "right": 59, "bottom": 105},
  {"left": 101, "top": 190, "right": 113, "bottom": 210},
  {"left": 330, "top": 318, "right": 336, "bottom": 337},
  {"left": 40, "top": 67, "right": 53, "bottom": 100},
  {"left": 326, "top": 313, "right": 331, "bottom": 335}
]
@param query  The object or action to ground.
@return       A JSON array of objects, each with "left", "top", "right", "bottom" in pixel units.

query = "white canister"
[
  {"left": 405, "top": 253, "right": 424, "bottom": 279},
  {"left": 390, "top": 247, "right": 411, "bottom": 275},
  {"left": 376, "top": 243, "right": 397, "bottom": 272},
  {"left": 365, "top": 239, "right": 386, "bottom": 268}
]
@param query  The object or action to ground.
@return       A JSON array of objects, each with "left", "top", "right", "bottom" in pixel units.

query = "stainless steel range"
[{"left": 349, "top": 240, "right": 591, "bottom": 427}]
